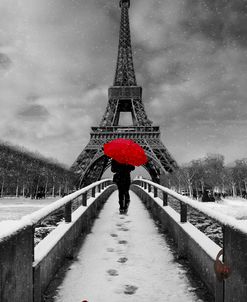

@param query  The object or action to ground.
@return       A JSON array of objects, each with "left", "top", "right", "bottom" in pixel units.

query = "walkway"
[{"left": 47, "top": 191, "right": 207, "bottom": 302}]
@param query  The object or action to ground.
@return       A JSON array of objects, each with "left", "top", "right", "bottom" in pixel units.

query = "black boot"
[
  {"left": 119, "top": 201, "right": 124, "bottom": 214},
  {"left": 123, "top": 201, "right": 129, "bottom": 214}
]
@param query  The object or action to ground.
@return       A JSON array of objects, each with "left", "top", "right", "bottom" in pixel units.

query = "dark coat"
[
  {"left": 202, "top": 190, "right": 215, "bottom": 202},
  {"left": 111, "top": 159, "right": 135, "bottom": 188}
]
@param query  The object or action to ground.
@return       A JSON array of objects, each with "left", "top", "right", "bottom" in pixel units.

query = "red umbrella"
[{"left": 104, "top": 138, "right": 148, "bottom": 166}]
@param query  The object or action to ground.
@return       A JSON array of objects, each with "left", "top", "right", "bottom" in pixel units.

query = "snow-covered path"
[{"left": 51, "top": 191, "right": 206, "bottom": 302}]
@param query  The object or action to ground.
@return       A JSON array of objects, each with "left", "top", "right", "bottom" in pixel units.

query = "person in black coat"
[
  {"left": 111, "top": 159, "right": 135, "bottom": 213},
  {"left": 201, "top": 189, "right": 215, "bottom": 202}
]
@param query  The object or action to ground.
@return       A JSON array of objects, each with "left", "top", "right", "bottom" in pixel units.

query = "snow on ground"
[
  {"left": 201, "top": 197, "right": 247, "bottom": 220},
  {"left": 0, "top": 197, "right": 58, "bottom": 221},
  {"left": 50, "top": 191, "right": 206, "bottom": 302},
  {"left": 0, "top": 197, "right": 61, "bottom": 242},
  {"left": 0, "top": 180, "right": 110, "bottom": 224}
]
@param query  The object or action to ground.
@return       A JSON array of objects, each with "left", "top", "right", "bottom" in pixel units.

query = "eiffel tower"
[{"left": 71, "top": 0, "right": 178, "bottom": 187}]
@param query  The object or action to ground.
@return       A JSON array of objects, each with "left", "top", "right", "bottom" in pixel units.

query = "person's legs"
[
  {"left": 123, "top": 185, "right": 130, "bottom": 211},
  {"left": 118, "top": 185, "right": 125, "bottom": 211},
  {"left": 125, "top": 191, "right": 130, "bottom": 207}
]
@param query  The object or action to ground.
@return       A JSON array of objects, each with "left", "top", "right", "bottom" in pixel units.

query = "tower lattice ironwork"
[{"left": 71, "top": 0, "right": 178, "bottom": 187}]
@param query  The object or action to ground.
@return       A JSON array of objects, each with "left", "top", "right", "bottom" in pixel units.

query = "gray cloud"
[
  {"left": 182, "top": 0, "right": 247, "bottom": 47},
  {"left": 18, "top": 104, "right": 49, "bottom": 120},
  {"left": 0, "top": 53, "right": 11, "bottom": 69}
]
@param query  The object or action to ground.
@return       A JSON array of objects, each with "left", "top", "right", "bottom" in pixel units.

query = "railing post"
[
  {"left": 98, "top": 184, "right": 101, "bottom": 193},
  {"left": 148, "top": 184, "right": 151, "bottom": 193},
  {"left": 92, "top": 186, "right": 96, "bottom": 198},
  {"left": 0, "top": 226, "right": 34, "bottom": 301},
  {"left": 163, "top": 192, "right": 168, "bottom": 206},
  {"left": 180, "top": 201, "right": 187, "bottom": 223},
  {"left": 82, "top": 192, "right": 87, "bottom": 206},
  {"left": 154, "top": 186, "right": 158, "bottom": 197},
  {"left": 224, "top": 226, "right": 247, "bottom": 302},
  {"left": 144, "top": 182, "right": 147, "bottom": 190},
  {"left": 65, "top": 201, "right": 72, "bottom": 223}
]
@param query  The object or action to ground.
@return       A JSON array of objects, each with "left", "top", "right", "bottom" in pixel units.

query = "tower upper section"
[{"left": 113, "top": 0, "right": 137, "bottom": 86}]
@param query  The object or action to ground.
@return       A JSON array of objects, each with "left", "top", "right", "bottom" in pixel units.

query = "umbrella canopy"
[{"left": 104, "top": 138, "right": 148, "bottom": 166}]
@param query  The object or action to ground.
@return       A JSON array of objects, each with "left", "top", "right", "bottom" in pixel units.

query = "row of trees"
[
  {"left": 1, "top": 142, "right": 246, "bottom": 200},
  {"left": 0, "top": 142, "right": 76, "bottom": 198},
  {"left": 165, "top": 154, "right": 247, "bottom": 198}
]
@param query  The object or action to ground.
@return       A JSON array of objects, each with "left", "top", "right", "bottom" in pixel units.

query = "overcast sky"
[{"left": 0, "top": 0, "right": 247, "bottom": 167}]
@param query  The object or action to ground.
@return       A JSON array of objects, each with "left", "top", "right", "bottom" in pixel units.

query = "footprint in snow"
[
  {"left": 107, "top": 269, "right": 119, "bottom": 276},
  {"left": 119, "top": 227, "right": 129, "bottom": 232},
  {"left": 124, "top": 285, "right": 138, "bottom": 295},
  {"left": 118, "top": 240, "right": 128, "bottom": 245},
  {"left": 117, "top": 257, "right": 128, "bottom": 263}
]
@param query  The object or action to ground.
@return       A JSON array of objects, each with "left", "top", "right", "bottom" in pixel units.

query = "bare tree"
[{"left": 233, "top": 159, "right": 247, "bottom": 197}]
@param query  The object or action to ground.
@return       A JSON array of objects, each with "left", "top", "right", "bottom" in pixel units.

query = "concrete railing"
[
  {"left": 132, "top": 179, "right": 247, "bottom": 302},
  {"left": 0, "top": 179, "right": 115, "bottom": 302}
]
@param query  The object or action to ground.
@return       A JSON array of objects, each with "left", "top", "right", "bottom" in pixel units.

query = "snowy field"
[
  {"left": 45, "top": 191, "right": 211, "bottom": 302},
  {"left": 0, "top": 197, "right": 59, "bottom": 222},
  {"left": 205, "top": 197, "right": 247, "bottom": 220}
]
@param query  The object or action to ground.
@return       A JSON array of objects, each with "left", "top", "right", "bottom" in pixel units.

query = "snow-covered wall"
[
  {"left": 33, "top": 185, "right": 116, "bottom": 302},
  {"left": 0, "top": 179, "right": 111, "bottom": 243},
  {"left": 131, "top": 184, "right": 222, "bottom": 300},
  {"left": 0, "top": 225, "right": 34, "bottom": 301},
  {"left": 134, "top": 179, "right": 247, "bottom": 235}
]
